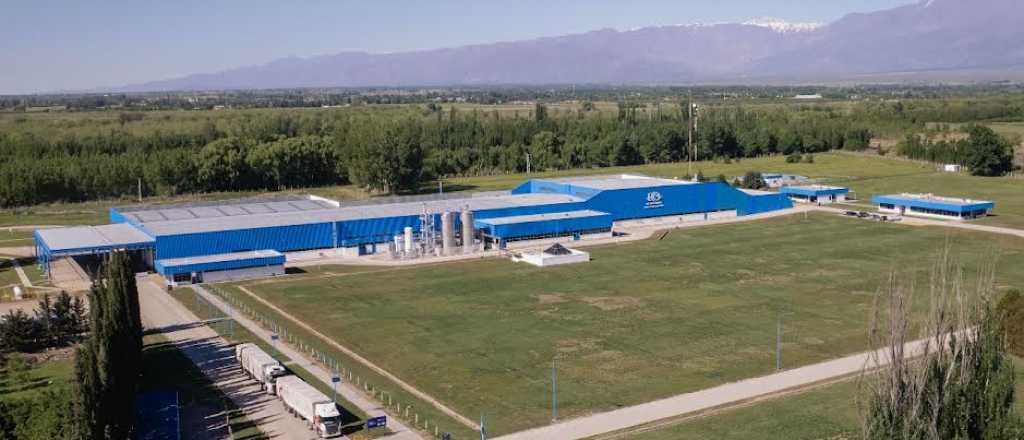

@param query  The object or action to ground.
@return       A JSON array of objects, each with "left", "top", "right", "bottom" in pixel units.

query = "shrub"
[{"left": 786, "top": 153, "right": 803, "bottom": 163}]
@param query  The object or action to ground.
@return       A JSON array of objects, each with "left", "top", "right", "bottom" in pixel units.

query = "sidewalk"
[
  {"left": 139, "top": 278, "right": 318, "bottom": 440},
  {"left": 191, "top": 284, "right": 423, "bottom": 440}
]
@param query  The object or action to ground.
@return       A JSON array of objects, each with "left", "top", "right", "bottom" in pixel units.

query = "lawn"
[
  {"left": 625, "top": 379, "right": 861, "bottom": 440},
  {"left": 0, "top": 353, "right": 75, "bottom": 402},
  {"left": 228, "top": 213, "right": 1024, "bottom": 435},
  {"left": 0, "top": 229, "right": 35, "bottom": 247}
]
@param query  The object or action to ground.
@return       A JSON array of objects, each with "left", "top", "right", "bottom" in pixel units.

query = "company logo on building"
[{"left": 645, "top": 191, "right": 664, "bottom": 209}]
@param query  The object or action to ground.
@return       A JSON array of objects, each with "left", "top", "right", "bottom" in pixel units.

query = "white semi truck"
[
  {"left": 235, "top": 343, "right": 287, "bottom": 395},
  {"left": 276, "top": 375, "right": 343, "bottom": 438}
]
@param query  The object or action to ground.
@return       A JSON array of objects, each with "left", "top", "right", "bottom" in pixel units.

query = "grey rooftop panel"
[{"left": 37, "top": 223, "right": 154, "bottom": 253}]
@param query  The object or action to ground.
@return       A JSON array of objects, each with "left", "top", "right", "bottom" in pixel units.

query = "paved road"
[
  {"left": 139, "top": 278, "right": 319, "bottom": 440},
  {"left": 191, "top": 285, "right": 423, "bottom": 440},
  {"left": 494, "top": 334, "right": 947, "bottom": 440},
  {"left": 232, "top": 284, "right": 479, "bottom": 431}
]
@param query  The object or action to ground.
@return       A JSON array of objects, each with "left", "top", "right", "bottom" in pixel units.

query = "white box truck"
[
  {"left": 235, "top": 343, "right": 287, "bottom": 395},
  {"left": 276, "top": 375, "right": 343, "bottom": 438}
]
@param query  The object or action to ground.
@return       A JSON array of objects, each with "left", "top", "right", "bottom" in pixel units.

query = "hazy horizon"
[{"left": 1, "top": 0, "right": 917, "bottom": 95}]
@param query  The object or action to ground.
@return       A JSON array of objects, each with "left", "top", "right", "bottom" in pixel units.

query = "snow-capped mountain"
[{"left": 112, "top": 0, "right": 1024, "bottom": 92}]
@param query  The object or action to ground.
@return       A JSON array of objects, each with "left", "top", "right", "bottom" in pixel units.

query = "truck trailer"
[
  {"left": 235, "top": 343, "right": 287, "bottom": 395},
  {"left": 276, "top": 375, "right": 343, "bottom": 438}
]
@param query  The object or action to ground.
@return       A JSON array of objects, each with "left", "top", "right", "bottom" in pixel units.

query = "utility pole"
[
  {"left": 687, "top": 92, "right": 693, "bottom": 177},
  {"left": 526, "top": 153, "right": 531, "bottom": 175},
  {"left": 776, "top": 314, "right": 782, "bottom": 371},
  {"left": 551, "top": 356, "right": 558, "bottom": 422},
  {"left": 137, "top": 177, "right": 143, "bottom": 202}
]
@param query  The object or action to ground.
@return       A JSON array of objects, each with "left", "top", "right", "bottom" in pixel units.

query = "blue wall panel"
[
  {"left": 737, "top": 193, "right": 794, "bottom": 216},
  {"left": 476, "top": 213, "right": 613, "bottom": 240},
  {"left": 155, "top": 223, "right": 333, "bottom": 259},
  {"left": 155, "top": 254, "right": 286, "bottom": 276}
]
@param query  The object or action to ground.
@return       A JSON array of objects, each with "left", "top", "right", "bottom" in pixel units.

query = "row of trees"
[
  {"left": 0, "top": 292, "right": 87, "bottom": 353},
  {"left": 896, "top": 125, "right": 1015, "bottom": 176},
  {"left": 0, "top": 253, "right": 143, "bottom": 440},
  {"left": 0, "top": 103, "right": 877, "bottom": 207}
]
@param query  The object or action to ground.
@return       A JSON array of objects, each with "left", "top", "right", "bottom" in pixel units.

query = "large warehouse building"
[{"left": 35, "top": 174, "right": 792, "bottom": 283}]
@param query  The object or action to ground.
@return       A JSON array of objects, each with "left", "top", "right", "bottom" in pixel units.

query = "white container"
[
  {"left": 276, "top": 375, "right": 343, "bottom": 438},
  {"left": 235, "top": 343, "right": 286, "bottom": 394}
]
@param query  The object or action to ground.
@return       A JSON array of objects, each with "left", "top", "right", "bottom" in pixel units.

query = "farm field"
[{"left": 226, "top": 213, "right": 1024, "bottom": 435}]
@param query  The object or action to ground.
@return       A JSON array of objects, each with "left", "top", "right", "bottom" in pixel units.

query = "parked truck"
[
  {"left": 235, "top": 343, "right": 287, "bottom": 395},
  {"left": 276, "top": 375, "right": 343, "bottom": 438}
]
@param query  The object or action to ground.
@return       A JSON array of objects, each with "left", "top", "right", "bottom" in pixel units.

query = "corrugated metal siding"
[
  {"left": 155, "top": 254, "right": 287, "bottom": 276},
  {"left": 155, "top": 223, "right": 333, "bottom": 259},
  {"left": 737, "top": 193, "right": 794, "bottom": 216},
  {"left": 476, "top": 213, "right": 613, "bottom": 239},
  {"left": 337, "top": 215, "right": 425, "bottom": 247}
]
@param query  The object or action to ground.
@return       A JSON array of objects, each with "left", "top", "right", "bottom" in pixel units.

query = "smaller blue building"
[
  {"left": 474, "top": 210, "right": 613, "bottom": 246},
  {"left": 872, "top": 193, "right": 994, "bottom": 220},
  {"left": 155, "top": 249, "right": 285, "bottom": 285},
  {"left": 780, "top": 185, "right": 850, "bottom": 204}
]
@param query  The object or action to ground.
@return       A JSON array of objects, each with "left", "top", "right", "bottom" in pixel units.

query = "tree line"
[
  {"left": 1, "top": 96, "right": 1022, "bottom": 208},
  {"left": 896, "top": 125, "right": 1015, "bottom": 176},
  {"left": 0, "top": 252, "right": 143, "bottom": 439},
  {"left": 0, "top": 102, "right": 875, "bottom": 206}
]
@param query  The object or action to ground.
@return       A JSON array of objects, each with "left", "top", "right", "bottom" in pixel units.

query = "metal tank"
[
  {"left": 403, "top": 226, "right": 414, "bottom": 254},
  {"left": 441, "top": 211, "right": 456, "bottom": 255},
  {"left": 460, "top": 208, "right": 475, "bottom": 254}
]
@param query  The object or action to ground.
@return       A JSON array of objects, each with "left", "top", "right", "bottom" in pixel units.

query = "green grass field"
[{"left": 227, "top": 213, "right": 1024, "bottom": 435}]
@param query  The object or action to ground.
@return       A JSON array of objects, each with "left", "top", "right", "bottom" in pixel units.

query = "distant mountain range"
[{"left": 113, "top": 0, "right": 1024, "bottom": 92}]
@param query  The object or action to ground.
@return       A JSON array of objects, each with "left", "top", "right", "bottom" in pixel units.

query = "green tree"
[
  {"left": 997, "top": 289, "right": 1023, "bottom": 357},
  {"left": 71, "top": 252, "right": 142, "bottom": 440},
  {"left": 740, "top": 171, "right": 766, "bottom": 189},
  {"left": 861, "top": 251, "right": 1023, "bottom": 439},
  {"left": 963, "top": 125, "right": 1013, "bottom": 176}
]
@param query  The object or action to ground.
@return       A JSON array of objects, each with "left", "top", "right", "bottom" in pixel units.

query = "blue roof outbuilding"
[
  {"left": 780, "top": 185, "right": 850, "bottom": 198},
  {"left": 871, "top": 194, "right": 994, "bottom": 213}
]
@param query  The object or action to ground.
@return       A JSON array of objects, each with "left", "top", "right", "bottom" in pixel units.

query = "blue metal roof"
[
  {"left": 780, "top": 185, "right": 850, "bottom": 197},
  {"left": 871, "top": 194, "right": 995, "bottom": 213}
]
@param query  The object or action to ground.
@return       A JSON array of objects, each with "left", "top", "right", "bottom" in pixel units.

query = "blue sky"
[{"left": 1, "top": 0, "right": 915, "bottom": 94}]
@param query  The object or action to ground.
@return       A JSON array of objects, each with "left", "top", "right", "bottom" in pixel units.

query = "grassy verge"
[
  {"left": 228, "top": 213, "right": 1024, "bottom": 435},
  {"left": 141, "top": 333, "right": 267, "bottom": 440},
  {"left": 169, "top": 287, "right": 394, "bottom": 439},
  {"left": 623, "top": 379, "right": 861, "bottom": 440},
  {"left": 627, "top": 355, "right": 1024, "bottom": 440}
]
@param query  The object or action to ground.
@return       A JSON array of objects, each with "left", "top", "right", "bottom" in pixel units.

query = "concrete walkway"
[
  {"left": 11, "top": 258, "right": 32, "bottom": 287},
  {"left": 191, "top": 285, "right": 424, "bottom": 440},
  {"left": 139, "top": 278, "right": 319, "bottom": 440},
  {"left": 493, "top": 335, "right": 944, "bottom": 440}
]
